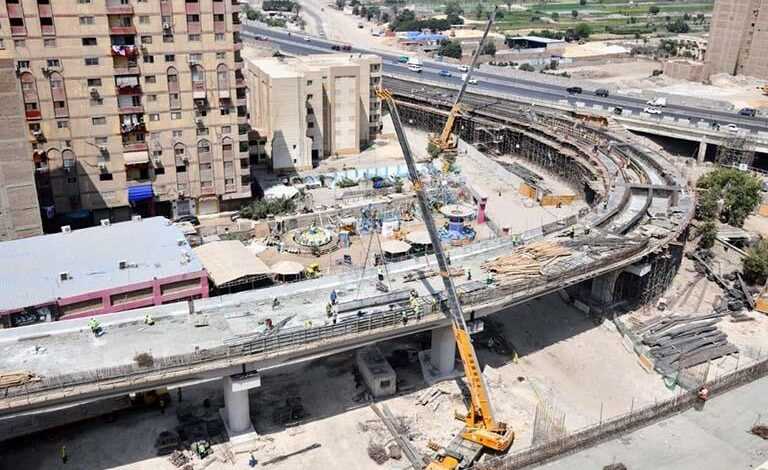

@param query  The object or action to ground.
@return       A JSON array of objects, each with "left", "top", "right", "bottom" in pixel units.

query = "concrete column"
[
  {"left": 697, "top": 140, "right": 708, "bottom": 163},
  {"left": 222, "top": 376, "right": 251, "bottom": 434},
  {"left": 430, "top": 326, "right": 456, "bottom": 377},
  {"left": 589, "top": 270, "right": 621, "bottom": 311}
]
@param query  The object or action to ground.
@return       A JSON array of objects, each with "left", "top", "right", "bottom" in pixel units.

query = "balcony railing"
[
  {"left": 11, "top": 25, "right": 27, "bottom": 36},
  {"left": 116, "top": 84, "right": 142, "bottom": 95},
  {"left": 25, "top": 109, "right": 42, "bottom": 120},
  {"left": 120, "top": 121, "right": 146, "bottom": 134},
  {"left": 118, "top": 104, "right": 144, "bottom": 114},
  {"left": 38, "top": 4, "right": 52, "bottom": 16},
  {"left": 111, "top": 45, "right": 139, "bottom": 57},
  {"left": 106, "top": 2, "right": 134, "bottom": 14},
  {"left": 114, "top": 62, "right": 141, "bottom": 75},
  {"left": 109, "top": 25, "right": 136, "bottom": 35},
  {"left": 123, "top": 142, "right": 148, "bottom": 152},
  {"left": 41, "top": 24, "right": 56, "bottom": 36}
]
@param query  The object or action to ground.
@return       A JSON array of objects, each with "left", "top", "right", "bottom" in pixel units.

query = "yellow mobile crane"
[
  {"left": 377, "top": 85, "right": 514, "bottom": 470},
  {"left": 430, "top": 6, "right": 498, "bottom": 155}
]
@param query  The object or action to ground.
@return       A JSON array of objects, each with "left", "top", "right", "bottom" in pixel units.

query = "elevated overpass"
[{"left": 0, "top": 72, "right": 694, "bottom": 440}]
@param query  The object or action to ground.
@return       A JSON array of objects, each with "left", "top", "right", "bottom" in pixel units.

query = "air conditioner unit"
[
  {"left": 61, "top": 225, "right": 72, "bottom": 233},
  {"left": 163, "top": 22, "right": 172, "bottom": 31},
  {"left": 195, "top": 117, "right": 204, "bottom": 127},
  {"left": 58, "top": 271, "right": 71, "bottom": 282},
  {"left": 90, "top": 88, "right": 100, "bottom": 99},
  {"left": 99, "top": 145, "right": 109, "bottom": 154},
  {"left": 118, "top": 260, "right": 128, "bottom": 270},
  {"left": 100, "top": 218, "right": 111, "bottom": 227}
]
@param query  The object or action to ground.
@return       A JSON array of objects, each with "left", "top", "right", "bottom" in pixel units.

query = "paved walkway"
[{"left": 541, "top": 377, "right": 768, "bottom": 470}]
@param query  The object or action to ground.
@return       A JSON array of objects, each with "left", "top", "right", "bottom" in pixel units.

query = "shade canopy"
[
  {"left": 270, "top": 260, "right": 304, "bottom": 276},
  {"left": 123, "top": 150, "right": 150, "bottom": 165},
  {"left": 381, "top": 239, "right": 412, "bottom": 254},
  {"left": 193, "top": 241, "right": 270, "bottom": 287},
  {"left": 406, "top": 230, "right": 432, "bottom": 245}
]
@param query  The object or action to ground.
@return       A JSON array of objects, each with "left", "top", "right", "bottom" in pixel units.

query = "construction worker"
[
  {"left": 249, "top": 453, "right": 258, "bottom": 468},
  {"left": 377, "top": 266, "right": 384, "bottom": 282},
  {"left": 88, "top": 318, "right": 101, "bottom": 335},
  {"left": 326, "top": 303, "right": 333, "bottom": 318},
  {"left": 144, "top": 312, "right": 154, "bottom": 326},
  {"left": 401, "top": 311, "right": 409, "bottom": 326},
  {"left": 60, "top": 444, "right": 68, "bottom": 464},
  {"left": 466, "top": 269, "right": 472, "bottom": 281},
  {"left": 330, "top": 289, "right": 338, "bottom": 305},
  {"left": 272, "top": 298, "right": 280, "bottom": 310}
]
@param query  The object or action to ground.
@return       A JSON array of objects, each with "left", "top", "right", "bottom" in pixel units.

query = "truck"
[
  {"left": 646, "top": 96, "right": 667, "bottom": 107},
  {"left": 406, "top": 56, "right": 423, "bottom": 73}
]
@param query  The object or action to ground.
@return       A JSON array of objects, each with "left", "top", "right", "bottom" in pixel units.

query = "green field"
[{"left": 406, "top": 0, "right": 714, "bottom": 36}]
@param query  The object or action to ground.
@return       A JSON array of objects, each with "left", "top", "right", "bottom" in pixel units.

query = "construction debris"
[
  {"left": 633, "top": 313, "right": 738, "bottom": 374},
  {"left": 156, "top": 431, "right": 181, "bottom": 456},
  {"left": 603, "top": 464, "right": 627, "bottom": 470},
  {"left": 482, "top": 241, "right": 571, "bottom": 283},
  {"left": 403, "top": 266, "right": 464, "bottom": 282},
  {"left": 0, "top": 371, "right": 39, "bottom": 388},
  {"left": 168, "top": 450, "right": 189, "bottom": 467},
  {"left": 367, "top": 442, "right": 389, "bottom": 464},
  {"left": 750, "top": 425, "right": 768, "bottom": 440},
  {"left": 261, "top": 443, "right": 321, "bottom": 466},
  {"left": 416, "top": 386, "right": 448, "bottom": 407}
]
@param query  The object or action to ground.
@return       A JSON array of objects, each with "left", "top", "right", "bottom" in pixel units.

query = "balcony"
[
  {"left": 111, "top": 44, "right": 139, "bottom": 58},
  {"left": 118, "top": 103, "right": 144, "bottom": 114},
  {"left": 114, "top": 61, "right": 140, "bottom": 75},
  {"left": 107, "top": 2, "right": 134, "bottom": 14},
  {"left": 110, "top": 25, "right": 136, "bottom": 35},
  {"left": 213, "top": 1, "right": 225, "bottom": 14},
  {"left": 120, "top": 121, "right": 146, "bottom": 134},
  {"left": 192, "top": 81, "right": 206, "bottom": 99},
  {"left": 38, "top": 4, "right": 52, "bottom": 16},
  {"left": 214, "top": 20, "right": 226, "bottom": 34},
  {"left": 11, "top": 25, "right": 27, "bottom": 36},
  {"left": 25, "top": 109, "right": 42, "bottom": 120},
  {"left": 200, "top": 183, "right": 216, "bottom": 195},
  {"left": 124, "top": 142, "right": 148, "bottom": 152},
  {"left": 7, "top": 4, "right": 23, "bottom": 17},
  {"left": 41, "top": 24, "right": 56, "bottom": 36},
  {"left": 185, "top": 1, "right": 200, "bottom": 14},
  {"left": 116, "top": 84, "right": 142, "bottom": 95},
  {"left": 187, "top": 21, "right": 202, "bottom": 34}
]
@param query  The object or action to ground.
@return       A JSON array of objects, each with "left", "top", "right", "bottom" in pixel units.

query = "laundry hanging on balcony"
[{"left": 111, "top": 45, "right": 138, "bottom": 57}]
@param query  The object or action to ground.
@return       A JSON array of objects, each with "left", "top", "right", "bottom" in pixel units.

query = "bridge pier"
[
  {"left": 220, "top": 369, "right": 261, "bottom": 439},
  {"left": 418, "top": 326, "right": 461, "bottom": 384},
  {"left": 589, "top": 270, "right": 621, "bottom": 315},
  {"left": 697, "top": 140, "right": 708, "bottom": 163}
]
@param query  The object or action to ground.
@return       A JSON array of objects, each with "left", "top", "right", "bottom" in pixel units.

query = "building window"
[
  {"left": 90, "top": 97, "right": 103, "bottom": 106},
  {"left": 154, "top": 167, "right": 165, "bottom": 175},
  {"left": 139, "top": 16, "right": 150, "bottom": 24},
  {"left": 171, "top": 111, "right": 181, "bottom": 120},
  {"left": 222, "top": 126, "right": 231, "bottom": 134},
  {"left": 43, "top": 38, "right": 56, "bottom": 47},
  {"left": 189, "top": 34, "right": 201, "bottom": 42},
  {"left": 79, "top": 16, "right": 95, "bottom": 25},
  {"left": 82, "top": 37, "right": 97, "bottom": 46},
  {"left": 84, "top": 57, "right": 99, "bottom": 66},
  {"left": 163, "top": 34, "right": 174, "bottom": 43},
  {"left": 145, "top": 75, "right": 156, "bottom": 84},
  {"left": 95, "top": 136, "right": 108, "bottom": 145},
  {"left": 100, "top": 173, "right": 113, "bottom": 181},
  {"left": 46, "top": 59, "right": 61, "bottom": 68},
  {"left": 215, "top": 33, "right": 224, "bottom": 41},
  {"left": 92, "top": 117, "right": 106, "bottom": 125},
  {"left": 147, "top": 94, "right": 157, "bottom": 102},
  {"left": 57, "top": 120, "right": 69, "bottom": 128},
  {"left": 216, "top": 52, "right": 226, "bottom": 60},
  {"left": 77, "top": 0, "right": 91, "bottom": 4},
  {"left": 87, "top": 78, "right": 102, "bottom": 87},
  {"left": 143, "top": 55, "right": 155, "bottom": 64},
  {"left": 14, "top": 39, "right": 27, "bottom": 48},
  {"left": 141, "top": 35, "right": 153, "bottom": 44},
  {"left": 17, "top": 60, "right": 30, "bottom": 69},
  {"left": 173, "top": 130, "right": 183, "bottom": 138},
  {"left": 164, "top": 54, "right": 175, "bottom": 62},
  {"left": 196, "top": 127, "right": 208, "bottom": 136},
  {"left": 149, "top": 113, "right": 160, "bottom": 121}
]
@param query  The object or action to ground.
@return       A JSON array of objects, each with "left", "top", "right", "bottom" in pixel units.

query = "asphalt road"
[
  {"left": 540, "top": 377, "right": 768, "bottom": 470},
  {"left": 242, "top": 23, "right": 768, "bottom": 134}
]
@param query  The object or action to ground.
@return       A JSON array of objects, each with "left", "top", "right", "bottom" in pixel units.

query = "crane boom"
[
  {"left": 434, "top": 6, "right": 498, "bottom": 151},
  {"left": 377, "top": 88, "right": 514, "bottom": 468}
]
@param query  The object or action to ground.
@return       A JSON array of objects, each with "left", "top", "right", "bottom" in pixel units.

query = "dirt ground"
[{"left": 1, "top": 293, "right": 679, "bottom": 470}]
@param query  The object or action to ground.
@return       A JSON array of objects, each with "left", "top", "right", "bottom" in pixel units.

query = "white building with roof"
[{"left": 0, "top": 216, "right": 208, "bottom": 327}]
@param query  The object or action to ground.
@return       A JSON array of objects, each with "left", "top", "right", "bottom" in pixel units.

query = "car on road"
[
  {"left": 566, "top": 86, "right": 583, "bottom": 94},
  {"left": 398, "top": 56, "right": 409, "bottom": 63},
  {"left": 739, "top": 107, "right": 757, "bottom": 117},
  {"left": 647, "top": 97, "right": 667, "bottom": 107},
  {"left": 595, "top": 88, "right": 609, "bottom": 97},
  {"left": 439, "top": 70, "right": 452, "bottom": 77},
  {"left": 331, "top": 44, "right": 352, "bottom": 51},
  {"left": 303, "top": 36, "right": 311, "bottom": 42},
  {"left": 644, "top": 106, "right": 662, "bottom": 115},
  {"left": 725, "top": 123, "right": 740, "bottom": 133},
  {"left": 458, "top": 64, "right": 469, "bottom": 72},
  {"left": 467, "top": 78, "right": 478, "bottom": 85},
  {"left": 613, "top": 106, "right": 624, "bottom": 115}
]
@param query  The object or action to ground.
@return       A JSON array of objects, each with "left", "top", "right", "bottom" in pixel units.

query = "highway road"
[{"left": 242, "top": 23, "right": 768, "bottom": 135}]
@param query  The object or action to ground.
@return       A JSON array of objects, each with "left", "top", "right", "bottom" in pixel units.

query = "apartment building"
[
  {"left": 705, "top": 0, "right": 768, "bottom": 77},
  {"left": 0, "top": 52, "right": 43, "bottom": 240},
  {"left": 246, "top": 52, "right": 382, "bottom": 171},
  {"left": 0, "top": 0, "right": 252, "bottom": 225}
]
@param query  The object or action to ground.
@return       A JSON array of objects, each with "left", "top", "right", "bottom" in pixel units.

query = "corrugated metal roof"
[
  {"left": 193, "top": 241, "right": 271, "bottom": 287},
  {"left": 0, "top": 217, "right": 203, "bottom": 312}
]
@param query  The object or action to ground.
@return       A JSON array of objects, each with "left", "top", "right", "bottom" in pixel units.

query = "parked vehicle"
[
  {"left": 458, "top": 64, "right": 469, "bottom": 72},
  {"left": 595, "top": 88, "right": 609, "bottom": 97},
  {"left": 439, "top": 70, "right": 452, "bottom": 77},
  {"left": 566, "top": 86, "right": 583, "bottom": 94},
  {"left": 644, "top": 106, "right": 662, "bottom": 115},
  {"left": 647, "top": 97, "right": 667, "bottom": 107},
  {"left": 739, "top": 107, "right": 757, "bottom": 117}
]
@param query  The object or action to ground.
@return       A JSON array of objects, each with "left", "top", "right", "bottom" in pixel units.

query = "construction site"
[{"left": 6, "top": 8, "right": 768, "bottom": 470}]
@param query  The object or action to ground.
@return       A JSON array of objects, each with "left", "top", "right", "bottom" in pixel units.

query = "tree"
[
  {"left": 697, "top": 168, "right": 762, "bottom": 227},
  {"left": 571, "top": 9, "right": 578, "bottom": 18},
  {"left": 444, "top": 1, "right": 463, "bottom": 17},
  {"left": 572, "top": 23, "right": 592, "bottom": 39},
  {"left": 649, "top": 5, "right": 660, "bottom": 15},
  {"left": 438, "top": 39, "right": 462, "bottom": 58},
  {"left": 744, "top": 240, "right": 768, "bottom": 284},
  {"left": 666, "top": 18, "right": 690, "bottom": 34},
  {"left": 551, "top": 12, "right": 559, "bottom": 21},
  {"left": 697, "top": 220, "right": 718, "bottom": 249},
  {"left": 474, "top": 3, "right": 485, "bottom": 20},
  {"left": 335, "top": 0, "right": 344, "bottom": 8},
  {"left": 580, "top": 0, "right": 587, "bottom": 5},
  {"left": 482, "top": 42, "right": 496, "bottom": 56}
]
